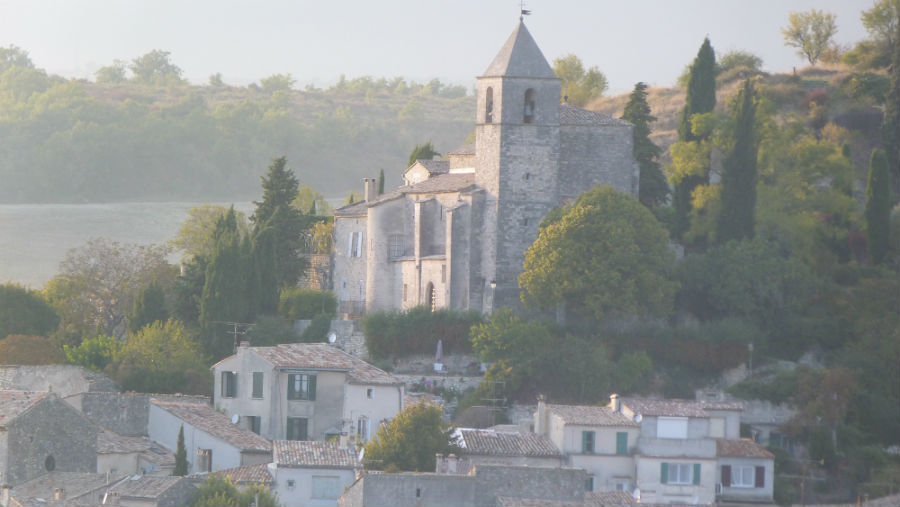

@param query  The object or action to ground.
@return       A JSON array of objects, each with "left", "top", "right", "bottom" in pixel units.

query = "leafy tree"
[
  {"left": 865, "top": 149, "right": 891, "bottom": 264},
  {"left": 129, "top": 50, "right": 183, "bottom": 84},
  {"left": 883, "top": 15, "right": 900, "bottom": 186},
  {"left": 718, "top": 50, "right": 763, "bottom": 74},
  {"left": 310, "top": 221, "right": 334, "bottom": 254},
  {"left": 249, "top": 223, "right": 279, "bottom": 316},
  {"left": 292, "top": 186, "right": 333, "bottom": 216},
  {"left": 0, "top": 334, "right": 65, "bottom": 364},
  {"left": 260, "top": 73, "right": 295, "bottom": 94},
  {"left": 0, "top": 283, "right": 59, "bottom": 339},
  {"left": 861, "top": 0, "right": 899, "bottom": 57},
  {"left": 716, "top": 79, "right": 758, "bottom": 244},
  {"left": 365, "top": 401, "right": 459, "bottom": 472},
  {"left": 174, "top": 425, "right": 188, "bottom": 476},
  {"left": 63, "top": 335, "right": 121, "bottom": 372},
  {"left": 172, "top": 257, "right": 208, "bottom": 325},
  {"left": 782, "top": 10, "right": 838, "bottom": 65},
  {"left": 0, "top": 45, "right": 33, "bottom": 72},
  {"left": 344, "top": 191, "right": 362, "bottom": 205},
  {"left": 244, "top": 315, "right": 299, "bottom": 346},
  {"left": 49, "top": 238, "right": 173, "bottom": 339},
  {"left": 170, "top": 205, "right": 249, "bottom": 261},
  {"left": 252, "top": 157, "right": 307, "bottom": 288},
  {"left": 279, "top": 288, "right": 337, "bottom": 320},
  {"left": 192, "top": 475, "right": 278, "bottom": 507},
  {"left": 208, "top": 73, "right": 224, "bottom": 87},
  {"left": 407, "top": 141, "right": 440, "bottom": 166},
  {"left": 671, "top": 38, "right": 717, "bottom": 240},
  {"left": 519, "top": 185, "right": 677, "bottom": 324},
  {"left": 94, "top": 60, "right": 127, "bottom": 83},
  {"left": 552, "top": 54, "right": 608, "bottom": 107},
  {"left": 128, "top": 282, "right": 168, "bottom": 334},
  {"left": 621, "top": 82, "right": 668, "bottom": 206},
  {"left": 112, "top": 319, "right": 208, "bottom": 394}
]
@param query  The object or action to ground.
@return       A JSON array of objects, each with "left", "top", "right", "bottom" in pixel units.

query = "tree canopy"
[
  {"left": 0, "top": 334, "right": 66, "bottom": 365},
  {"left": 621, "top": 82, "right": 668, "bottom": 207},
  {"left": 519, "top": 185, "right": 677, "bottom": 324},
  {"left": 170, "top": 205, "right": 249, "bottom": 261},
  {"left": 552, "top": 54, "right": 608, "bottom": 107},
  {"left": 112, "top": 319, "right": 208, "bottom": 394},
  {"left": 129, "top": 50, "right": 183, "bottom": 84},
  {"left": 364, "top": 401, "right": 459, "bottom": 472},
  {"left": 407, "top": 141, "right": 441, "bottom": 167},
  {"left": 0, "top": 283, "right": 59, "bottom": 339},
  {"left": 782, "top": 10, "right": 839, "bottom": 65},
  {"left": 715, "top": 79, "right": 758, "bottom": 244}
]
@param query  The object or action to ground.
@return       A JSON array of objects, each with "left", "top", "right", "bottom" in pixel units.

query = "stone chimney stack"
[
  {"left": 54, "top": 488, "right": 64, "bottom": 501},
  {"left": 364, "top": 178, "right": 377, "bottom": 202},
  {"left": 1, "top": 485, "right": 11, "bottom": 507},
  {"left": 609, "top": 393, "right": 620, "bottom": 412},
  {"left": 535, "top": 395, "right": 547, "bottom": 435},
  {"left": 446, "top": 454, "right": 458, "bottom": 474}
]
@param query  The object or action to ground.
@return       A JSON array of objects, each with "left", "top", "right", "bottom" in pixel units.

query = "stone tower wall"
[{"left": 559, "top": 123, "right": 638, "bottom": 199}]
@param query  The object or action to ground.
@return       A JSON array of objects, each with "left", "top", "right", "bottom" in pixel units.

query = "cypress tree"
[
  {"left": 865, "top": 149, "right": 891, "bottom": 264},
  {"left": 128, "top": 281, "right": 168, "bottom": 333},
  {"left": 673, "top": 38, "right": 717, "bottom": 238},
  {"left": 378, "top": 168, "right": 385, "bottom": 195},
  {"left": 882, "top": 20, "right": 900, "bottom": 194},
  {"left": 716, "top": 79, "right": 758, "bottom": 244},
  {"left": 252, "top": 157, "right": 306, "bottom": 288},
  {"left": 251, "top": 222, "right": 279, "bottom": 316},
  {"left": 173, "top": 425, "right": 188, "bottom": 476},
  {"left": 621, "top": 82, "right": 668, "bottom": 207}
]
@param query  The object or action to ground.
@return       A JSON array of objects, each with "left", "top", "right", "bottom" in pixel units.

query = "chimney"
[
  {"left": 535, "top": 395, "right": 547, "bottom": 435},
  {"left": 54, "top": 488, "right": 64, "bottom": 501},
  {"left": 364, "top": 178, "right": 376, "bottom": 202},
  {"left": 446, "top": 454, "right": 458, "bottom": 474},
  {"left": 609, "top": 393, "right": 620, "bottom": 412},
  {"left": 435, "top": 453, "right": 444, "bottom": 473},
  {"left": 1, "top": 485, "right": 11, "bottom": 507}
]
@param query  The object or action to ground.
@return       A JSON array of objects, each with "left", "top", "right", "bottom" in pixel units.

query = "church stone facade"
[{"left": 333, "top": 20, "right": 638, "bottom": 317}]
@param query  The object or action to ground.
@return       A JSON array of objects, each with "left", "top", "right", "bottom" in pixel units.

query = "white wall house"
[
  {"left": 211, "top": 342, "right": 403, "bottom": 446},
  {"left": 268, "top": 440, "right": 358, "bottom": 507},
  {"left": 148, "top": 400, "right": 272, "bottom": 475},
  {"left": 534, "top": 402, "right": 640, "bottom": 493}
]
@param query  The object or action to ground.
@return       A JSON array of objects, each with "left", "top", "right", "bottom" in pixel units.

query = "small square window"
[{"left": 367, "top": 388, "right": 374, "bottom": 399}]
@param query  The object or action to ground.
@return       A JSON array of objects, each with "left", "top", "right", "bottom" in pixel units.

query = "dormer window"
[
  {"left": 524, "top": 88, "right": 535, "bottom": 123},
  {"left": 485, "top": 87, "right": 494, "bottom": 123}
]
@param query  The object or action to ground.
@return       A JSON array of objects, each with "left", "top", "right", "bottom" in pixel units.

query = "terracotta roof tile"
[
  {"left": 249, "top": 343, "right": 400, "bottom": 385},
  {"left": 0, "top": 390, "right": 47, "bottom": 427},
  {"left": 415, "top": 160, "right": 450, "bottom": 175},
  {"left": 546, "top": 404, "right": 639, "bottom": 427},
  {"left": 457, "top": 429, "right": 561, "bottom": 458},
  {"left": 334, "top": 200, "right": 369, "bottom": 216},
  {"left": 97, "top": 430, "right": 152, "bottom": 454},
  {"left": 109, "top": 476, "right": 187, "bottom": 499},
  {"left": 151, "top": 400, "right": 271, "bottom": 452},
  {"left": 11, "top": 472, "right": 125, "bottom": 504},
  {"left": 204, "top": 463, "right": 274, "bottom": 484},
  {"left": 584, "top": 491, "right": 637, "bottom": 506},
  {"left": 559, "top": 104, "right": 631, "bottom": 127},
  {"left": 273, "top": 440, "right": 357, "bottom": 468},
  {"left": 716, "top": 438, "right": 775, "bottom": 459},
  {"left": 617, "top": 398, "right": 707, "bottom": 418}
]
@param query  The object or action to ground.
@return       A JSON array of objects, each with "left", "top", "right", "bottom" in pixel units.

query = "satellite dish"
[
  {"left": 231, "top": 414, "right": 239, "bottom": 424},
  {"left": 328, "top": 332, "right": 337, "bottom": 344},
  {"left": 634, "top": 414, "right": 643, "bottom": 423},
  {"left": 358, "top": 447, "right": 365, "bottom": 462}
]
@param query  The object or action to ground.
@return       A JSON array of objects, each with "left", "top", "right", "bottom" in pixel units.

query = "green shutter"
[
  {"left": 660, "top": 462, "right": 668, "bottom": 484},
  {"left": 616, "top": 432, "right": 628, "bottom": 454},
  {"left": 309, "top": 375, "right": 317, "bottom": 401},
  {"left": 693, "top": 463, "right": 701, "bottom": 485}
]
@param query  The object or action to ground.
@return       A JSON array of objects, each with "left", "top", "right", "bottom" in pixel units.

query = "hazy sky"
[{"left": 0, "top": 0, "right": 874, "bottom": 94}]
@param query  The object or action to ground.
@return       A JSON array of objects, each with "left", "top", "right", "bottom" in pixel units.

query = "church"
[{"left": 332, "top": 20, "right": 638, "bottom": 317}]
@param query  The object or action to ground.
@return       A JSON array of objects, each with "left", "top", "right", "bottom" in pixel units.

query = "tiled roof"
[
  {"left": 448, "top": 143, "right": 475, "bottom": 156},
  {"left": 482, "top": 20, "right": 556, "bottom": 79},
  {"left": 700, "top": 400, "right": 745, "bottom": 411},
  {"left": 110, "top": 476, "right": 186, "bottom": 499},
  {"left": 559, "top": 104, "right": 631, "bottom": 127},
  {"left": 334, "top": 200, "right": 369, "bottom": 216},
  {"left": 415, "top": 160, "right": 450, "bottom": 175},
  {"left": 205, "top": 463, "right": 274, "bottom": 484},
  {"left": 273, "top": 440, "right": 357, "bottom": 468},
  {"left": 247, "top": 343, "right": 400, "bottom": 385},
  {"left": 98, "top": 430, "right": 151, "bottom": 453},
  {"left": 496, "top": 498, "right": 578, "bottom": 507},
  {"left": 151, "top": 400, "right": 272, "bottom": 452},
  {"left": 716, "top": 438, "right": 775, "bottom": 459},
  {"left": 0, "top": 391, "right": 48, "bottom": 427},
  {"left": 366, "top": 173, "right": 476, "bottom": 207},
  {"left": 457, "top": 428, "right": 561, "bottom": 458},
  {"left": 404, "top": 392, "right": 443, "bottom": 407},
  {"left": 799, "top": 494, "right": 900, "bottom": 507},
  {"left": 11, "top": 472, "right": 124, "bottom": 504},
  {"left": 584, "top": 491, "right": 637, "bottom": 506},
  {"left": 546, "top": 404, "right": 639, "bottom": 427},
  {"left": 618, "top": 397, "right": 744, "bottom": 418}
]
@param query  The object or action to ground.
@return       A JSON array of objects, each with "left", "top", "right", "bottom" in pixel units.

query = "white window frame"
[
  {"left": 669, "top": 463, "right": 692, "bottom": 485},
  {"left": 657, "top": 416, "right": 689, "bottom": 439},
  {"left": 311, "top": 476, "right": 341, "bottom": 500},
  {"left": 731, "top": 465, "right": 755, "bottom": 488}
]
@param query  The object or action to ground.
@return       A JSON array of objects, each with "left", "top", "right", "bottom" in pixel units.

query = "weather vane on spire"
[{"left": 520, "top": 0, "right": 531, "bottom": 20}]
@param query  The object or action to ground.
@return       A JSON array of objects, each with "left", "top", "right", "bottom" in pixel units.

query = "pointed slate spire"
[{"left": 482, "top": 20, "right": 556, "bottom": 79}]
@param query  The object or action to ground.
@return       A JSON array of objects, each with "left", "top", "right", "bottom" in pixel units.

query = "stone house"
[
  {"left": 148, "top": 399, "right": 272, "bottom": 475},
  {"left": 97, "top": 430, "right": 175, "bottom": 477},
  {"left": 332, "top": 19, "right": 638, "bottom": 317},
  {"left": 211, "top": 342, "right": 403, "bottom": 445},
  {"left": 608, "top": 395, "right": 774, "bottom": 504},
  {"left": 268, "top": 440, "right": 358, "bottom": 507},
  {"left": 2, "top": 472, "right": 196, "bottom": 507},
  {"left": 534, "top": 402, "right": 641, "bottom": 493},
  {"left": 0, "top": 391, "right": 98, "bottom": 487},
  {"left": 445, "top": 428, "right": 563, "bottom": 471},
  {"left": 104, "top": 475, "right": 198, "bottom": 507}
]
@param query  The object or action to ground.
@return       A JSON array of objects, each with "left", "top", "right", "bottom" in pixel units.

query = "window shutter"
[
  {"left": 581, "top": 431, "right": 587, "bottom": 452},
  {"left": 617, "top": 432, "right": 628, "bottom": 454},
  {"left": 693, "top": 463, "right": 701, "bottom": 485},
  {"left": 755, "top": 466, "right": 765, "bottom": 488},
  {"left": 232, "top": 373, "right": 237, "bottom": 397},
  {"left": 356, "top": 232, "right": 363, "bottom": 257},
  {"left": 660, "top": 462, "right": 668, "bottom": 484},
  {"left": 721, "top": 465, "right": 731, "bottom": 487},
  {"left": 309, "top": 375, "right": 317, "bottom": 401},
  {"left": 348, "top": 233, "right": 354, "bottom": 256}
]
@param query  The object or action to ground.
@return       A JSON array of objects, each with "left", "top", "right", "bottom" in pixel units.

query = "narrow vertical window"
[
  {"left": 252, "top": 372, "right": 263, "bottom": 399},
  {"left": 485, "top": 87, "right": 493, "bottom": 123},
  {"left": 524, "top": 88, "right": 535, "bottom": 123}
]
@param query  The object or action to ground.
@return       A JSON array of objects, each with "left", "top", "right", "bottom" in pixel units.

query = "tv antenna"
[{"left": 211, "top": 321, "right": 255, "bottom": 353}]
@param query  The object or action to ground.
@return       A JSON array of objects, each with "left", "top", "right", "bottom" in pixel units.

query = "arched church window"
[
  {"left": 524, "top": 88, "right": 535, "bottom": 123},
  {"left": 485, "top": 87, "right": 494, "bottom": 123}
]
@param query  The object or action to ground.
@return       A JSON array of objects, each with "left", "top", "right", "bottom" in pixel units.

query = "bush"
[
  {"left": 300, "top": 313, "right": 331, "bottom": 343},
  {"left": 245, "top": 315, "right": 299, "bottom": 346},
  {"left": 840, "top": 72, "right": 890, "bottom": 103},
  {"left": 361, "top": 306, "right": 483, "bottom": 359},
  {"left": 279, "top": 288, "right": 336, "bottom": 320}
]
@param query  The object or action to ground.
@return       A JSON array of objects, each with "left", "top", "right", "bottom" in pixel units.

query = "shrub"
[
  {"left": 279, "top": 288, "right": 336, "bottom": 320},
  {"left": 361, "top": 306, "right": 483, "bottom": 359},
  {"left": 300, "top": 313, "right": 331, "bottom": 343}
]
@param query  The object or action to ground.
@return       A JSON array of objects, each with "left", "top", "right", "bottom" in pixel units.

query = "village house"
[
  {"left": 211, "top": 342, "right": 403, "bottom": 444},
  {"left": 268, "top": 440, "right": 359, "bottom": 507},
  {"left": 1, "top": 472, "right": 196, "bottom": 507},
  {"left": 534, "top": 401, "right": 641, "bottom": 493},
  {"left": 148, "top": 399, "right": 272, "bottom": 475},
  {"left": 332, "top": 19, "right": 638, "bottom": 317},
  {"left": 443, "top": 428, "right": 563, "bottom": 472},
  {"left": 97, "top": 430, "right": 175, "bottom": 477}
]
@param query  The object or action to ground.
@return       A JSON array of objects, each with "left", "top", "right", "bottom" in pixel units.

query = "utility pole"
[{"left": 210, "top": 321, "right": 255, "bottom": 353}]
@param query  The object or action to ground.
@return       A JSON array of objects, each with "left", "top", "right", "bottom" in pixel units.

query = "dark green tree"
[
  {"left": 865, "top": 149, "right": 891, "bottom": 264},
  {"left": 252, "top": 157, "right": 306, "bottom": 288},
  {"left": 128, "top": 281, "right": 168, "bottom": 334},
  {"left": 250, "top": 223, "right": 279, "bottom": 316},
  {"left": 192, "top": 475, "right": 278, "bottom": 507},
  {"left": 378, "top": 168, "right": 385, "bottom": 195},
  {"left": 621, "top": 82, "right": 668, "bottom": 206},
  {"left": 364, "top": 402, "right": 459, "bottom": 472},
  {"left": 0, "top": 283, "right": 59, "bottom": 339},
  {"left": 64, "top": 335, "right": 121, "bottom": 372},
  {"left": 716, "top": 79, "right": 758, "bottom": 244},
  {"left": 882, "top": 16, "right": 900, "bottom": 190},
  {"left": 129, "top": 50, "right": 183, "bottom": 84},
  {"left": 407, "top": 141, "right": 440, "bottom": 167},
  {"left": 174, "top": 425, "right": 188, "bottom": 476},
  {"left": 673, "top": 38, "right": 717, "bottom": 239}
]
